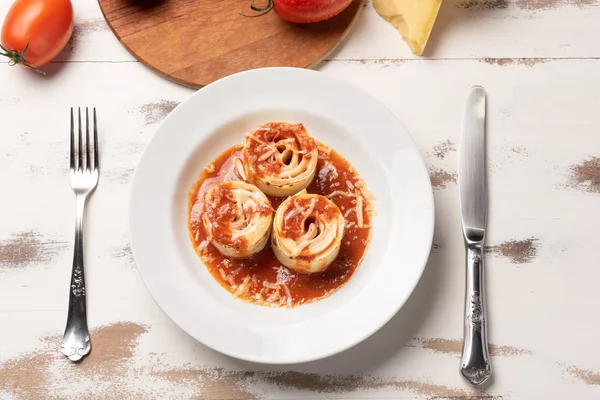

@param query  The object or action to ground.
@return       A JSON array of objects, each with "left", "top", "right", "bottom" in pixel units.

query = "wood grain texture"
[{"left": 97, "top": 0, "right": 364, "bottom": 87}]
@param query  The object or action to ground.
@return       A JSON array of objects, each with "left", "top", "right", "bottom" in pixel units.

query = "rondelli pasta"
[
  {"left": 243, "top": 122, "right": 318, "bottom": 197},
  {"left": 188, "top": 121, "right": 373, "bottom": 308},
  {"left": 272, "top": 192, "right": 345, "bottom": 274},
  {"left": 202, "top": 181, "right": 274, "bottom": 258}
]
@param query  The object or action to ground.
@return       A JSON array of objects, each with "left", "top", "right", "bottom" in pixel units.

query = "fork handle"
[
  {"left": 61, "top": 194, "right": 91, "bottom": 362},
  {"left": 460, "top": 243, "right": 491, "bottom": 385}
]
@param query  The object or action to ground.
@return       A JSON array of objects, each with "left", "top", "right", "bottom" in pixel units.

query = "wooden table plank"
[{"left": 1, "top": 56, "right": 600, "bottom": 398}]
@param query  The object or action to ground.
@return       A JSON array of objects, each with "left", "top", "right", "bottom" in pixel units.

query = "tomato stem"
[
  {"left": 0, "top": 40, "right": 46, "bottom": 75},
  {"left": 241, "top": 0, "right": 274, "bottom": 17}
]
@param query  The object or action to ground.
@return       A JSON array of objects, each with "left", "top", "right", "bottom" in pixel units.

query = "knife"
[{"left": 458, "top": 86, "right": 491, "bottom": 386}]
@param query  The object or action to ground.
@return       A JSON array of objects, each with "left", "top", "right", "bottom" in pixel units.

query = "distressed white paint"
[
  {"left": 1, "top": 0, "right": 600, "bottom": 398},
  {"left": 1, "top": 1, "right": 599, "bottom": 63}
]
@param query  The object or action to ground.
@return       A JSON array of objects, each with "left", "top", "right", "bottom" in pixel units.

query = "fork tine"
[
  {"left": 78, "top": 108, "right": 83, "bottom": 171},
  {"left": 70, "top": 108, "right": 75, "bottom": 170},
  {"left": 85, "top": 108, "right": 91, "bottom": 172},
  {"left": 93, "top": 108, "right": 99, "bottom": 170}
]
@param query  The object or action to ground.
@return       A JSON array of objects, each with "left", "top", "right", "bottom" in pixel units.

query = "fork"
[{"left": 61, "top": 107, "right": 99, "bottom": 362}]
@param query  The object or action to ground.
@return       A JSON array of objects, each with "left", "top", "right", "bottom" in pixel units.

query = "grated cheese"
[
  {"left": 258, "top": 271, "right": 295, "bottom": 307},
  {"left": 356, "top": 196, "right": 364, "bottom": 228},
  {"left": 317, "top": 143, "right": 332, "bottom": 156},
  {"left": 245, "top": 131, "right": 267, "bottom": 145},
  {"left": 359, "top": 185, "right": 376, "bottom": 205},
  {"left": 267, "top": 290, "right": 281, "bottom": 303},
  {"left": 344, "top": 208, "right": 354, "bottom": 219},
  {"left": 326, "top": 191, "right": 358, "bottom": 199},
  {"left": 233, "top": 275, "right": 252, "bottom": 297},
  {"left": 321, "top": 162, "right": 338, "bottom": 180},
  {"left": 198, "top": 238, "right": 209, "bottom": 251},
  {"left": 276, "top": 266, "right": 292, "bottom": 285},
  {"left": 281, "top": 283, "right": 292, "bottom": 307},
  {"left": 263, "top": 281, "right": 280, "bottom": 290},
  {"left": 258, "top": 148, "right": 275, "bottom": 162},
  {"left": 235, "top": 158, "right": 247, "bottom": 181},
  {"left": 218, "top": 268, "right": 231, "bottom": 285},
  {"left": 225, "top": 275, "right": 236, "bottom": 286}
]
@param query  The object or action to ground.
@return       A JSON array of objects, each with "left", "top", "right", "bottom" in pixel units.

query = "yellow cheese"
[{"left": 373, "top": 0, "right": 443, "bottom": 56}]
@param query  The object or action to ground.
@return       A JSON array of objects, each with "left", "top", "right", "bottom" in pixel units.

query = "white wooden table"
[{"left": 1, "top": 0, "right": 600, "bottom": 398}]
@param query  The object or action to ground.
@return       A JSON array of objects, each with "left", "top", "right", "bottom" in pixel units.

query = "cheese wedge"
[{"left": 373, "top": 0, "right": 443, "bottom": 56}]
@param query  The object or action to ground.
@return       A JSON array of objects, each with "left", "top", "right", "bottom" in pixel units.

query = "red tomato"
[
  {"left": 1, "top": 0, "right": 73, "bottom": 72},
  {"left": 274, "top": 0, "right": 353, "bottom": 23},
  {"left": 249, "top": 0, "right": 353, "bottom": 23}
]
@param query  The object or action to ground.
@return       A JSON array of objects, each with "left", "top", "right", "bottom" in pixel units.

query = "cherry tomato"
[
  {"left": 250, "top": 0, "right": 353, "bottom": 23},
  {"left": 1, "top": 0, "right": 73, "bottom": 73}
]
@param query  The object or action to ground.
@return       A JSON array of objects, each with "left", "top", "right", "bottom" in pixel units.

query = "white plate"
[{"left": 129, "top": 67, "right": 434, "bottom": 364}]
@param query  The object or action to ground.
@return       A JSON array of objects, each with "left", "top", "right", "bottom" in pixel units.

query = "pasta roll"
[
  {"left": 272, "top": 193, "right": 345, "bottom": 273},
  {"left": 243, "top": 122, "right": 318, "bottom": 197},
  {"left": 203, "top": 181, "right": 274, "bottom": 258}
]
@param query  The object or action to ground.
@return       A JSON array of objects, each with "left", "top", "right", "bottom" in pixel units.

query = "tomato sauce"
[{"left": 188, "top": 143, "right": 373, "bottom": 307}]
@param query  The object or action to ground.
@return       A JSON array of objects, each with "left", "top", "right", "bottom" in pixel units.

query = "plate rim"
[{"left": 129, "top": 66, "right": 435, "bottom": 364}]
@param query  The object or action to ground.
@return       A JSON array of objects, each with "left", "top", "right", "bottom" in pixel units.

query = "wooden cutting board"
[{"left": 98, "top": 0, "right": 364, "bottom": 88}]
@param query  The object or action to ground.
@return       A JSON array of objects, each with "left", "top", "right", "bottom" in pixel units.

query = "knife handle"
[{"left": 460, "top": 243, "right": 492, "bottom": 385}]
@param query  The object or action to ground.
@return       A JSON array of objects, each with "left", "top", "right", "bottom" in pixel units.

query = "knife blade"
[
  {"left": 459, "top": 85, "right": 487, "bottom": 242},
  {"left": 458, "top": 85, "right": 491, "bottom": 386}
]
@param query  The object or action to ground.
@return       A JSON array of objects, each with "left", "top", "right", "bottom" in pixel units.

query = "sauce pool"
[{"left": 188, "top": 143, "right": 372, "bottom": 307}]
